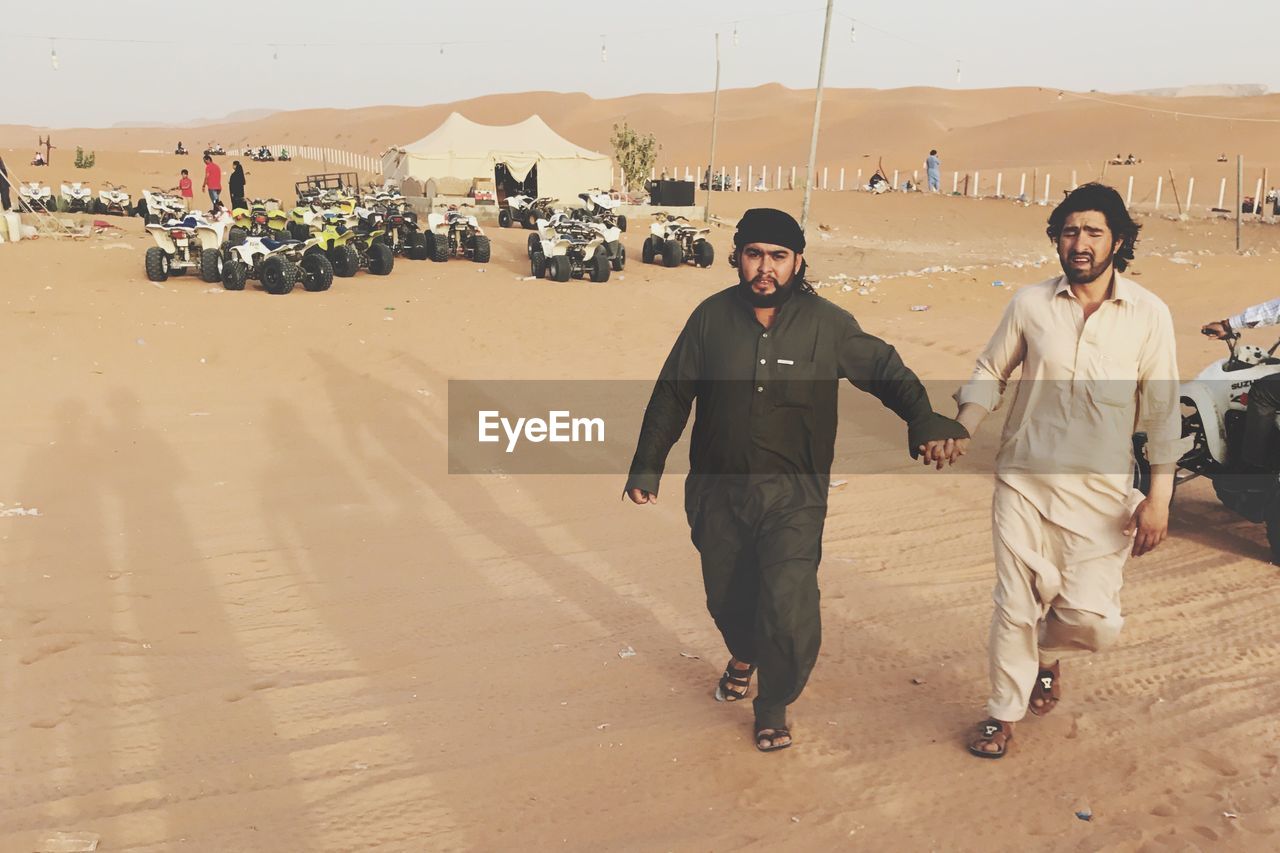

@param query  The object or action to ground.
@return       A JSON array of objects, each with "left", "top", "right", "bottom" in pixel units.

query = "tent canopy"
[{"left": 382, "top": 112, "right": 613, "bottom": 200}]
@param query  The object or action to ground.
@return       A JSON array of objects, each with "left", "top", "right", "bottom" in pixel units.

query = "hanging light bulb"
[
  {"left": 272, "top": 44, "right": 279, "bottom": 61},
  {"left": 732, "top": 23, "right": 739, "bottom": 47},
  {"left": 955, "top": 60, "right": 961, "bottom": 83},
  {"left": 850, "top": 23, "right": 856, "bottom": 44},
  {"left": 600, "top": 36, "right": 607, "bottom": 63},
  {"left": 439, "top": 44, "right": 445, "bottom": 56},
  {"left": 50, "top": 39, "right": 59, "bottom": 72}
]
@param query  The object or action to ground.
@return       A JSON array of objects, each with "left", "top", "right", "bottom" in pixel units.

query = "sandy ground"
[{"left": 2, "top": 128, "right": 1280, "bottom": 851}]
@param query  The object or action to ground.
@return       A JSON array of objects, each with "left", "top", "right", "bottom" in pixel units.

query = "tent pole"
[
  {"left": 800, "top": 0, "right": 835, "bottom": 233},
  {"left": 705, "top": 32, "right": 721, "bottom": 222}
]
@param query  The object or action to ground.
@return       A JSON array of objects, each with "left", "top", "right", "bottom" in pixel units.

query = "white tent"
[{"left": 381, "top": 112, "right": 613, "bottom": 201}]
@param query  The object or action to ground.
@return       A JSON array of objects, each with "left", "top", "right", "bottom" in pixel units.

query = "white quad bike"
[
  {"left": 95, "top": 183, "right": 133, "bottom": 217},
  {"left": 529, "top": 211, "right": 624, "bottom": 271},
  {"left": 140, "top": 189, "right": 188, "bottom": 225},
  {"left": 222, "top": 234, "right": 334, "bottom": 295},
  {"left": 572, "top": 188, "right": 628, "bottom": 232},
  {"left": 1135, "top": 330, "right": 1280, "bottom": 561},
  {"left": 424, "top": 205, "right": 491, "bottom": 263},
  {"left": 144, "top": 213, "right": 234, "bottom": 283},
  {"left": 528, "top": 215, "right": 611, "bottom": 283},
  {"left": 59, "top": 180, "right": 94, "bottom": 213},
  {"left": 502, "top": 194, "right": 557, "bottom": 229},
  {"left": 18, "top": 181, "right": 54, "bottom": 212},
  {"left": 643, "top": 212, "right": 715, "bottom": 268}
]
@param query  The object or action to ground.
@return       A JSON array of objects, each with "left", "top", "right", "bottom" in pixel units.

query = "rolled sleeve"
[
  {"left": 955, "top": 295, "right": 1025, "bottom": 413},
  {"left": 1229, "top": 296, "right": 1280, "bottom": 331},
  {"left": 1137, "top": 302, "right": 1192, "bottom": 465}
]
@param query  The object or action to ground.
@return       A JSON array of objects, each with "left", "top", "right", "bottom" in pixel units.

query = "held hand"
[
  {"left": 917, "top": 437, "right": 970, "bottom": 470},
  {"left": 1123, "top": 497, "right": 1169, "bottom": 556},
  {"left": 625, "top": 488, "right": 657, "bottom": 505},
  {"left": 1200, "top": 320, "right": 1231, "bottom": 339}
]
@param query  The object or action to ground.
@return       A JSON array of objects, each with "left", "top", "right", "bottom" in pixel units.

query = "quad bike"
[
  {"left": 59, "top": 180, "right": 94, "bottom": 213},
  {"left": 233, "top": 197, "right": 290, "bottom": 241},
  {"left": 573, "top": 188, "right": 627, "bottom": 232},
  {"left": 94, "top": 183, "right": 133, "bottom": 217},
  {"left": 379, "top": 201, "right": 428, "bottom": 260},
  {"left": 138, "top": 189, "right": 188, "bottom": 225},
  {"left": 277, "top": 148, "right": 292, "bottom": 162},
  {"left": 298, "top": 211, "right": 366, "bottom": 278},
  {"left": 144, "top": 213, "right": 234, "bottom": 283},
  {"left": 424, "top": 205, "right": 491, "bottom": 263},
  {"left": 643, "top": 212, "right": 715, "bottom": 268},
  {"left": 17, "top": 181, "right": 54, "bottom": 212},
  {"left": 205, "top": 143, "right": 226, "bottom": 156},
  {"left": 174, "top": 144, "right": 188, "bottom": 155},
  {"left": 531, "top": 211, "right": 624, "bottom": 272},
  {"left": 342, "top": 208, "right": 395, "bottom": 275},
  {"left": 222, "top": 235, "right": 334, "bottom": 295},
  {"left": 502, "top": 195, "right": 558, "bottom": 229},
  {"left": 529, "top": 215, "right": 610, "bottom": 283},
  {"left": 252, "top": 147, "right": 275, "bottom": 162},
  {"left": 1134, "top": 330, "right": 1280, "bottom": 562}
]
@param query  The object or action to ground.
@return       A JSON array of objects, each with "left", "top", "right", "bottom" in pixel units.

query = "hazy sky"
[{"left": 6, "top": 0, "right": 1278, "bottom": 127}]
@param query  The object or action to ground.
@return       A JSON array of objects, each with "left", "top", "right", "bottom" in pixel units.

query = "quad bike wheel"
[
  {"left": 288, "top": 221, "right": 310, "bottom": 242},
  {"left": 530, "top": 250, "right": 546, "bottom": 278},
  {"left": 616, "top": 215, "right": 627, "bottom": 233},
  {"left": 301, "top": 251, "right": 334, "bottom": 292},
  {"left": 329, "top": 244, "right": 359, "bottom": 277},
  {"left": 523, "top": 211, "right": 539, "bottom": 229},
  {"left": 144, "top": 247, "right": 170, "bottom": 282},
  {"left": 693, "top": 239, "right": 715, "bottom": 268},
  {"left": 260, "top": 256, "right": 299, "bottom": 295},
  {"left": 427, "top": 232, "right": 449, "bottom": 262},
  {"left": 367, "top": 242, "right": 395, "bottom": 275},
  {"left": 199, "top": 247, "right": 224, "bottom": 283},
  {"left": 222, "top": 259, "right": 248, "bottom": 291},
  {"left": 498, "top": 209, "right": 512, "bottom": 228},
  {"left": 471, "top": 235, "right": 491, "bottom": 264},
  {"left": 527, "top": 233, "right": 541, "bottom": 259},
  {"left": 548, "top": 255, "right": 572, "bottom": 282},
  {"left": 228, "top": 226, "right": 248, "bottom": 247},
  {"left": 409, "top": 232, "right": 430, "bottom": 261},
  {"left": 642, "top": 236, "right": 657, "bottom": 264},
  {"left": 663, "top": 239, "right": 684, "bottom": 267},
  {"left": 589, "top": 247, "right": 611, "bottom": 283},
  {"left": 609, "top": 241, "right": 626, "bottom": 271}
]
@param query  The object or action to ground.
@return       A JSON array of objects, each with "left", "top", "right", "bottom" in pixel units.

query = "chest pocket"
[
  {"left": 775, "top": 359, "right": 820, "bottom": 407},
  {"left": 1088, "top": 352, "right": 1138, "bottom": 408}
]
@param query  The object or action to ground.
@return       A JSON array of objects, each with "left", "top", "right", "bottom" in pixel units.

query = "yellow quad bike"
[
  {"left": 231, "top": 197, "right": 290, "bottom": 243},
  {"left": 344, "top": 207, "right": 395, "bottom": 275},
  {"left": 298, "top": 211, "right": 364, "bottom": 278}
]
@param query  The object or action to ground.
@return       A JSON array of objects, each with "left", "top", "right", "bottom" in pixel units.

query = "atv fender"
[{"left": 1181, "top": 380, "right": 1227, "bottom": 466}]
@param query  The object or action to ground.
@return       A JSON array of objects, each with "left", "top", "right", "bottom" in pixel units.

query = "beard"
[
  {"left": 1060, "top": 246, "right": 1116, "bottom": 285},
  {"left": 738, "top": 267, "right": 797, "bottom": 308}
]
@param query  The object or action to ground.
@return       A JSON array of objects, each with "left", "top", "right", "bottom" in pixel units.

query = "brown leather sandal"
[
  {"left": 1028, "top": 660, "right": 1061, "bottom": 717},
  {"left": 714, "top": 658, "right": 756, "bottom": 702},
  {"left": 968, "top": 719, "right": 1013, "bottom": 759}
]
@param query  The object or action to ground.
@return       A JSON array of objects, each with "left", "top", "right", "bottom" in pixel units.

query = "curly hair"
[{"left": 1045, "top": 182, "right": 1141, "bottom": 272}]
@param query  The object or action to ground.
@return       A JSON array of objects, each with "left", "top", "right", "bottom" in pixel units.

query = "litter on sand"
[
  {"left": 618, "top": 646, "right": 636, "bottom": 659},
  {"left": 35, "top": 831, "right": 100, "bottom": 852},
  {"left": 910, "top": 305, "right": 931, "bottom": 312}
]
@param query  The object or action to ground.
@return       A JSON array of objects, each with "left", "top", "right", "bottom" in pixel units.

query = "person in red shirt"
[
  {"left": 172, "top": 169, "right": 194, "bottom": 205},
  {"left": 202, "top": 154, "right": 222, "bottom": 206}
]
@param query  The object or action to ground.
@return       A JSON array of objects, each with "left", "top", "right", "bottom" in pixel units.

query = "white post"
[
  {"left": 734, "top": 165, "right": 739, "bottom": 191},
  {"left": 1218, "top": 177, "right": 1227, "bottom": 210},
  {"left": 1126, "top": 175, "right": 1134, "bottom": 207},
  {"left": 760, "top": 164, "right": 765, "bottom": 189},
  {"left": 719, "top": 166, "right": 726, "bottom": 188},
  {"left": 776, "top": 165, "right": 781, "bottom": 190},
  {"left": 996, "top": 173, "right": 1003, "bottom": 197},
  {"left": 791, "top": 165, "right": 797, "bottom": 189},
  {"left": 650, "top": 166, "right": 656, "bottom": 180},
  {"left": 1186, "top": 177, "right": 1195, "bottom": 213},
  {"left": 748, "top": 165, "right": 753, "bottom": 191},
  {"left": 1071, "top": 170, "right": 1077, "bottom": 190},
  {"left": 913, "top": 169, "right": 919, "bottom": 185},
  {"left": 1019, "top": 173, "right": 1026, "bottom": 198},
  {"left": 839, "top": 167, "right": 845, "bottom": 191},
  {"left": 1155, "top": 175, "right": 1163, "bottom": 210},
  {"left": 857, "top": 168, "right": 862, "bottom": 186},
  {"left": 1254, "top": 177, "right": 1264, "bottom": 217},
  {"left": 1043, "top": 173, "right": 1051, "bottom": 205},
  {"left": 822, "top": 167, "right": 828, "bottom": 190},
  {"left": 952, "top": 171, "right": 959, "bottom": 193},
  {"left": 892, "top": 169, "right": 899, "bottom": 189},
  {"left": 973, "top": 171, "right": 980, "bottom": 197}
]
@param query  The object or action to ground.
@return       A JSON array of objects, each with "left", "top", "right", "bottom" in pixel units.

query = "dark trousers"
[
  {"left": 1244, "top": 372, "right": 1280, "bottom": 470},
  {"left": 689, "top": 487, "right": 825, "bottom": 729},
  {"left": 0, "top": 184, "right": 9, "bottom": 212}
]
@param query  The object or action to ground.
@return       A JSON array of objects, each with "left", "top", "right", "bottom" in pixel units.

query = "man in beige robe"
[{"left": 936, "top": 183, "right": 1187, "bottom": 759}]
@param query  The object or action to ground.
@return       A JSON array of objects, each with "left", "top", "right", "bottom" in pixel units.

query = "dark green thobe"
[{"left": 626, "top": 284, "right": 966, "bottom": 728}]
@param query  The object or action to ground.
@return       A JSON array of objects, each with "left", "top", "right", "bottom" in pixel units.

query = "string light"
[
  {"left": 50, "top": 39, "right": 58, "bottom": 71},
  {"left": 732, "top": 23, "right": 738, "bottom": 46},
  {"left": 849, "top": 24, "right": 856, "bottom": 43},
  {"left": 955, "top": 60, "right": 961, "bottom": 83},
  {"left": 600, "top": 35, "right": 607, "bottom": 63}
]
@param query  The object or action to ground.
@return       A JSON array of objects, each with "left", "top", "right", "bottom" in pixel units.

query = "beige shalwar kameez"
[{"left": 957, "top": 273, "right": 1188, "bottom": 722}]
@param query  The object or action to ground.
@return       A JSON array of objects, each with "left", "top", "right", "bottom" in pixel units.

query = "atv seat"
[{"left": 260, "top": 238, "right": 295, "bottom": 251}]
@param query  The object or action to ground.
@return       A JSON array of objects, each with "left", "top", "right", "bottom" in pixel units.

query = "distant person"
[
  {"left": 926, "top": 149, "right": 941, "bottom": 192},
  {"left": 0, "top": 155, "right": 11, "bottom": 211},
  {"left": 201, "top": 154, "right": 222, "bottom": 206},
  {"left": 32, "top": 149, "right": 46, "bottom": 167},
  {"left": 229, "top": 161, "right": 247, "bottom": 210},
  {"left": 173, "top": 169, "right": 194, "bottom": 205}
]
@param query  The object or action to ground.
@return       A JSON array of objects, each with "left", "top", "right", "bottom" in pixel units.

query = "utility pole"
[
  {"left": 705, "top": 32, "right": 721, "bottom": 222},
  {"left": 800, "top": 0, "right": 835, "bottom": 233},
  {"left": 1237, "top": 154, "right": 1243, "bottom": 253}
]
